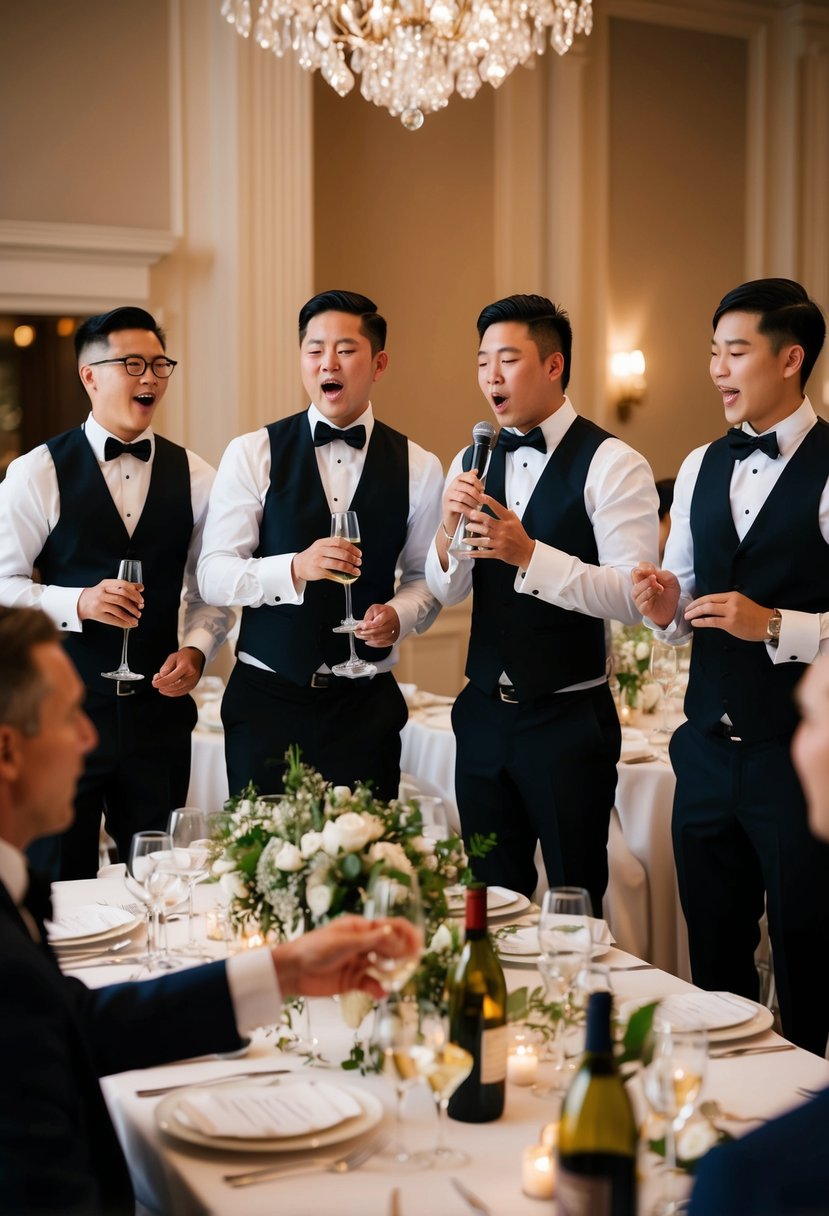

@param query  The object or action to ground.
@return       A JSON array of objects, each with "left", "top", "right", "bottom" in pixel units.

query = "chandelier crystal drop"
[{"left": 220, "top": 0, "right": 592, "bottom": 128}]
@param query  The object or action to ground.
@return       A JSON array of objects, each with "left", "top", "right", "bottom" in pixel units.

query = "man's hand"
[
  {"left": 151, "top": 646, "right": 206, "bottom": 697},
  {"left": 631, "top": 562, "right": 681, "bottom": 627},
  {"left": 684, "top": 591, "right": 772, "bottom": 641},
  {"left": 292, "top": 537, "right": 361, "bottom": 585},
  {"left": 441, "top": 470, "right": 485, "bottom": 539},
  {"left": 78, "top": 578, "right": 143, "bottom": 628},
  {"left": 271, "top": 914, "right": 423, "bottom": 1000},
  {"left": 355, "top": 603, "right": 401, "bottom": 648},
  {"left": 460, "top": 496, "right": 535, "bottom": 569}
]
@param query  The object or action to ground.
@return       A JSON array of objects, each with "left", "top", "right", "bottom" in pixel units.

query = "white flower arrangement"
[{"left": 610, "top": 621, "right": 659, "bottom": 711}]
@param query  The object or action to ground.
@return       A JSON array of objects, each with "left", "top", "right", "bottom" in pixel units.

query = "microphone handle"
[{"left": 448, "top": 441, "right": 493, "bottom": 554}]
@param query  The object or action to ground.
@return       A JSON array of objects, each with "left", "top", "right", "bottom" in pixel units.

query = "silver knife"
[{"left": 709, "top": 1043, "right": 795, "bottom": 1059}]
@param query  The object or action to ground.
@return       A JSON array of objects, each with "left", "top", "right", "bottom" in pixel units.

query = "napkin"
[
  {"left": 46, "top": 904, "right": 135, "bottom": 942},
  {"left": 496, "top": 926, "right": 540, "bottom": 956},
  {"left": 542, "top": 913, "right": 614, "bottom": 947},
  {"left": 653, "top": 991, "right": 758, "bottom": 1032},
  {"left": 176, "top": 1080, "right": 363, "bottom": 1139}
]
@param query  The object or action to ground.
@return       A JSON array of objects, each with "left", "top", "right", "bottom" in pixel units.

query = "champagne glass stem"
[
  {"left": 663, "top": 1118, "right": 679, "bottom": 1210},
  {"left": 343, "top": 581, "right": 355, "bottom": 626},
  {"left": 119, "top": 627, "right": 130, "bottom": 671},
  {"left": 392, "top": 1081, "right": 408, "bottom": 1158},
  {"left": 186, "top": 878, "right": 197, "bottom": 948},
  {"left": 435, "top": 1097, "right": 449, "bottom": 1153},
  {"left": 149, "top": 904, "right": 161, "bottom": 964}
]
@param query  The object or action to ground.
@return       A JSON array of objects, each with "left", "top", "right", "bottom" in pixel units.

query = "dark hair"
[
  {"left": 298, "top": 290, "right": 387, "bottom": 357},
  {"left": 0, "top": 607, "right": 60, "bottom": 736},
  {"left": 476, "top": 294, "right": 573, "bottom": 390},
  {"left": 656, "top": 477, "right": 675, "bottom": 520},
  {"left": 74, "top": 306, "right": 166, "bottom": 361},
  {"left": 712, "top": 278, "right": 826, "bottom": 390}
]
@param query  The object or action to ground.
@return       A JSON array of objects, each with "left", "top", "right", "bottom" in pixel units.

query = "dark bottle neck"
[
  {"left": 583, "top": 991, "right": 614, "bottom": 1056},
  {"left": 464, "top": 885, "right": 488, "bottom": 937}
]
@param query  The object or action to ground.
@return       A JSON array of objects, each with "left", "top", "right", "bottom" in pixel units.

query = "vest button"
[
  {"left": 790, "top": 655, "right": 798, "bottom": 661},
  {"left": 275, "top": 596, "right": 281, "bottom": 603},
  {"left": 61, "top": 622, "right": 68, "bottom": 629},
  {"left": 531, "top": 589, "right": 539, "bottom": 596}
]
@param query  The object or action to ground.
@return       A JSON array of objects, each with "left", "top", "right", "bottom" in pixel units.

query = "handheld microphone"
[{"left": 469, "top": 420, "right": 497, "bottom": 478}]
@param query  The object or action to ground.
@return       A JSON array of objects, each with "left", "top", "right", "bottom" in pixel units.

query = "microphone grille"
[{"left": 472, "top": 420, "right": 497, "bottom": 447}]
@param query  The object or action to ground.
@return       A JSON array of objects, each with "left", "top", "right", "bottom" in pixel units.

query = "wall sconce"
[{"left": 610, "top": 350, "right": 646, "bottom": 422}]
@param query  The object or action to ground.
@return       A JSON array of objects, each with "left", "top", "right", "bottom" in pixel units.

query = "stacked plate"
[
  {"left": 620, "top": 992, "right": 774, "bottom": 1043},
  {"left": 446, "top": 885, "right": 532, "bottom": 921},
  {"left": 495, "top": 924, "right": 612, "bottom": 967},
  {"left": 156, "top": 1076, "right": 383, "bottom": 1153},
  {"left": 46, "top": 904, "right": 143, "bottom": 958}
]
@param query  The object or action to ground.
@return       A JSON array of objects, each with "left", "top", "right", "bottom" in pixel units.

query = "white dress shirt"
[
  {"left": 0, "top": 837, "right": 281, "bottom": 1033},
  {"left": 653, "top": 398, "right": 829, "bottom": 663},
  {"left": 0, "top": 413, "right": 233, "bottom": 663},
  {"left": 198, "top": 403, "right": 444, "bottom": 674},
  {"left": 426, "top": 399, "right": 659, "bottom": 626}
]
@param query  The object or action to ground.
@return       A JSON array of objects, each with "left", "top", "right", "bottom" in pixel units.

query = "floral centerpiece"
[{"left": 609, "top": 621, "right": 659, "bottom": 711}]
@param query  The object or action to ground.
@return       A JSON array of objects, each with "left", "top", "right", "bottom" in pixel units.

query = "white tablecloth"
[{"left": 52, "top": 875, "right": 829, "bottom": 1216}]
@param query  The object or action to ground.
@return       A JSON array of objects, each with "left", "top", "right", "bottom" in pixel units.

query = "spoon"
[{"left": 699, "top": 1099, "right": 764, "bottom": 1124}]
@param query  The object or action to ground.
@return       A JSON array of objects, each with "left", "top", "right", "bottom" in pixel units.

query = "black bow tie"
[
  {"left": 726, "top": 428, "right": 780, "bottom": 461},
  {"left": 22, "top": 866, "right": 53, "bottom": 940},
  {"left": 313, "top": 421, "right": 367, "bottom": 450},
  {"left": 104, "top": 437, "right": 152, "bottom": 462},
  {"left": 498, "top": 426, "right": 547, "bottom": 455}
]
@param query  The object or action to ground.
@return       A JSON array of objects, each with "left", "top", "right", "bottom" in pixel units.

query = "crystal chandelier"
[{"left": 220, "top": 0, "right": 592, "bottom": 129}]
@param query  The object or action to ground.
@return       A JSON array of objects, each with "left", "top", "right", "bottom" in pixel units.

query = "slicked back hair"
[
  {"left": 74, "top": 306, "right": 166, "bottom": 362},
  {"left": 476, "top": 294, "right": 573, "bottom": 390},
  {"left": 713, "top": 278, "right": 826, "bottom": 391},
  {"left": 298, "top": 290, "right": 387, "bottom": 356}
]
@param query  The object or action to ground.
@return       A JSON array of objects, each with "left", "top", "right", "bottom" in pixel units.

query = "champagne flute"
[
  {"left": 125, "top": 830, "right": 179, "bottom": 969},
  {"left": 649, "top": 642, "right": 679, "bottom": 744},
  {"left": 363, "top": 870, "right": 425, "bottom": 995},
  {"left": 371, "top": 993, "right": 430, "bottom": 1172},
  {"left": 101, "top": 558, "right": 144, "bottom": 682},
  {"left": 404, "top": 1001, "right": 473, "bottom": 1168},
  {"left": 164, "top": 807, "right": 212, "bottom": 958},
  {"left": 643, "top": 1020, "right": 708, "bottom": 1215},
  {"left": 329, "top": 511, "right": 377, "bottom": 678}
]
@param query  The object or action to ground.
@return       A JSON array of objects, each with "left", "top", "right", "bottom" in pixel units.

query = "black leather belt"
[
  {"left": 310, "top": 672, "right": 374, "bottom": 690},
  {"left": 710, "top": 722, "right": 743, "bottom": 742}
]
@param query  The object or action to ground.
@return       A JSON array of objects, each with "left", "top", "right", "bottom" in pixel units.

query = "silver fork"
[
  {"left": 451, "top": 1177, "right": 492, "bottom": 1216},
  {"left": 224, "top": 1133, "right": 389, "bottom": 1187}
]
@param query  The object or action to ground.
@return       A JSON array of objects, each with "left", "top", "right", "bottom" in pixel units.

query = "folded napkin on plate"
[
  {"left": 497, "top": 926, "right": 540, "bottom": 956},
  {"left": 177, "top": 1080, "right": 362, "bottom": 1139},
  {"left": 651, "top": 991, "right": 757, "bottom": 1032},
  {"left": 543, "top": 913, "right": 614, "bottom": 947},
  {"left": 46, "top": 904, "right": 135, "bottom": 942}
]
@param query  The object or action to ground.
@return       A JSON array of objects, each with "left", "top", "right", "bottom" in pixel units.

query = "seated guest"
[
  {"left": 0, "top": 606, "right": 419, "bottom": 1216},
  {"left": 690, "top": 653, "right": 829, "bottom": 1214},
  {"left": 655, "top": 476, "right": 675, "bottom": 562}
]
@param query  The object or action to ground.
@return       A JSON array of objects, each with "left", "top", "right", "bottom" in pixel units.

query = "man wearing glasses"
[{"left": 0, "top": 306, "right": 233, "bottom": 879}]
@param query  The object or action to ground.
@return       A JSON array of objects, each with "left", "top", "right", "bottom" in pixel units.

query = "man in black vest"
[
  {"left": 0, "top": 307, "right": 233, "bottom": 879},
  {"left": 426, "top": 294, "right": 659, "bottom": 912},
  {"left": 198, "top": 290, "right": 443, "bottom": 800},
  {"left": 633, "top": 278, "right": 829, "bottom": 1055}
]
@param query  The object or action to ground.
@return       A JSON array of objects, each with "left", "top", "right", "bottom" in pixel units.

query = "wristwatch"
[{"left": 765, "top": 608, "right": 782, "bottom": 647}]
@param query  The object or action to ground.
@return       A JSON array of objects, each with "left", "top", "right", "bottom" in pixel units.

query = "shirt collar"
[
  {"left": 84, "top": 412, "right": 155, "bottom": 462},
  {"left": 307, "top": 402, "right": 375, "bottom": 443},
  {"left": 503, "top": 398, "right": 576, "bottom": 453},
  {"left": 741, "top": 398, "right": 816, "bottom": 459},
  {"left": 0, "top": 838, "right": 28, "bottom": 908}
]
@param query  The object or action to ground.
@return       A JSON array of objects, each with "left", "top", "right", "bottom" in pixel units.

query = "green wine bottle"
[
  {"left": 446, "top": 885, "right": 507, "bottom": 1123},
  {"left": 557, "top": 990, "right": 637, "bottom": 1215}
]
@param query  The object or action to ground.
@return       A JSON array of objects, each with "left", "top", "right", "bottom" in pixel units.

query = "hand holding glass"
[
  {"left": 329, "top": 511, "right": 377, "bottom": 678},
  {"left": 101, "top": 559, "right": 144, "bottom": 682},
  {"left": 363, "top": 871, "right": 425, "bottom": 994}
]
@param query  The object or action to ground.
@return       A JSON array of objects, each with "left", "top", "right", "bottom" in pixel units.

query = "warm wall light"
[
  {"left": 610, "top": 350, "right": 646, "bottom": 422},
  {"left": 13, "top": 324, "right": 36, "bottom": 348}
]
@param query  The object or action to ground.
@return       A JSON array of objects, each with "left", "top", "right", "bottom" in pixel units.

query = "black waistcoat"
[
  {"left": 37, "top": 427, "right": 193, "bottom": 698},
  {"left": 236, "top": 413, "right": 410, "bottom": 684},
  {"left": 464, "top": 416, "right": 611, "bottom": 698},
  {"left": 685, "top": 419, "right": 829, "bottom": 741}
]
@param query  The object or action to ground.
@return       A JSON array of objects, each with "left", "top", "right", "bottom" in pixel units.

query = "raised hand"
[
  {"left": 631, "top": 562, "right": 681, "bottom": 627},
  {"left": 461, "top": 495, "right": 535, "bottom": 569},
  {"left": 78, "top": 577, "right": 143, "bottom": 627},
  {"left": 272, "top": 914, "right": 424, "bottom": 1000},
  {"left": 291, "top": 536, "right": 361, "bottom": 585}
]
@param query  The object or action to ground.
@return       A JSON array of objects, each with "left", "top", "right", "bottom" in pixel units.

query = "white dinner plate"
[
  {"left": 155, "top": 1079, "right": 383, "bottom": 1153},
  {"left": 497, "top": 940, "right": 610, "bottom": 968},
  {"left": 447, "top": 886, "right": 531, "bottom": 919},
  {"left": 620, "top": 996, "right": 775, "bottom": 1043},
  {"left": 48, "top": 913, "right": 143, "bottom": 948}
]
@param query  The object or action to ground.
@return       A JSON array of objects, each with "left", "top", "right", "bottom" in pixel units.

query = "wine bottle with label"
[
  {"left": 557, "top": 990, "right": 637, "bottom": 1216},
  {"left": 446, "top": 885, "right": 507, "bottom": 1123}
]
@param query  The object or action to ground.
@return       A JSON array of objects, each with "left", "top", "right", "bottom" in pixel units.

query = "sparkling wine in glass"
[
  {"left": 649, "top": 641, "right": 679, "bottom": 744},
  {"left": 363, "top": 871, "right": 425, "bottom": 995},
  {"left": 643, "top": 1020, "right": 708, "bottom": 1215},
  {"left": 371, "top": 993, "right": 430, "bottom": 1172},
  {"left": 404, "top": 1003, "right": 473, "bottom": 1168},
  {"left": 329, "top": 511, "right": 377, "bottom": 679},
  {"left": 101, "top": 558, "right": 144, "bottom": 683}
]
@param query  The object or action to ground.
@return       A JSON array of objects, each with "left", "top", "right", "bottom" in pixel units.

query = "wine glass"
[
  {"left": 649, "top": 642, "right": 679, "bottom": 744},
  {"left": 329, "top": 511, "right": 377, "bottom": 679},
  {"left": 370, "top": 993, "right": 430, "bottom": 1172},
  {"left": 101, "top": 558, "right": 144, "bottom": 682},
  {"left": 363, "top": 871, "right": 425, "bottom": 995},
  {"left": 642, "top": 1020, "right": 708, "bottom": 1214},
  {"left": 534, "top": 887, "right": 594, "bottom": 1094},
  {"left": 125, "top": 830, "right": 179, "bottom": 969},
  {"left": 405, "top": 1001, "right": 473, "bottom": 1168},
  {"left": 164, "top": 808, "right": 212, "bottom": 958}
]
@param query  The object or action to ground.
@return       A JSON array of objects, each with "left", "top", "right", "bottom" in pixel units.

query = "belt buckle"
[
  {"left": 498, "top": 685, "right": 519, "bottom": 704},
  {"left": 310, "top": 673, "right": 331, "bottom": 690}
]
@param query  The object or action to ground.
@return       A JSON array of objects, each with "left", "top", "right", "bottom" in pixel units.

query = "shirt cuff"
[
  {"left": 225, "top": 946, "right": 283, "bottom": 1035},
  {"left": 41, "top": 585, "right": 85, "bottom": 632},
  {"left": 180, "top": 627, "right": 218, "bottom": 665},
  {"left": 514, "top": 540, "right": 556, "bottom": 597},
  {"left": 257, "top": 554, "right": 305, "bottom": 607},
  {"left": 771, "top": 609, "right": 820, "bottom": 664}
]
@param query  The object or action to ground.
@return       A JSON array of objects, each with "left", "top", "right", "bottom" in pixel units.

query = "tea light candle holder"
[
  {"left": 522, "top": 1143, "right": 555, "bottom": 1199},
  {"left": 507, "top": 1030, "right": 539, "bottom": 1086}
]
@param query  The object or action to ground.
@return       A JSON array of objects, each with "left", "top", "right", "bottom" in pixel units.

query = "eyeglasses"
[{"left": 87, "top": 356, "right": 178, "bottom": 379}]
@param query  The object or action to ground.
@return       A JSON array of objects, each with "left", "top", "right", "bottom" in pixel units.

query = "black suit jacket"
[
  {"left": 690, "top": 1086, "right": 829, "bottom": 1215},
  {"left": 0, "top": 880, "right": 243, "bottom": 1214}
]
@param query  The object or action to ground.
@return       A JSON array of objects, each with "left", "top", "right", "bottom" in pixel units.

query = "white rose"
[
  {"left": 635, "top": 640, "right": 651, "bottom": 661},
  {"left": 272, "top": 842, "right": 303, "bottom": 872},
  {"left": 367, "top": 841, "right": 413, "bottom": 874},
  {"left": 639, "top": 683, "right": 661, "bottom": 711},
  {"left": 219, "top": 871, "right": 249, "bottom": 899},
  {"left": 676, "top": 1119, "right": 720, "bottom": 1162},
  {"left": 233, "top": 799, "right": 254, "bottom": 819},
  {"left": 363, "top": 813, "right": 386, "bottom": 842},
  {"left": 211, "top": 857, "right": 237, "bottom": 876},
  {"left": 306, "top": 882, "right": 333, "bottom": 917},
  {"left": 332, "top": 785, "right": 352, "bottom": 801},
  {"left": 411, "top": 834, "right": 436, "bottom": 856},
  {"left": 321, "top": 812, "right": 375, "bottom": 854},
  {"left": 429, "top": 922, "right": 453, "bottom": 952},
  {"left": 300, "top": 830, "right": 325, "bottom": 859}
]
